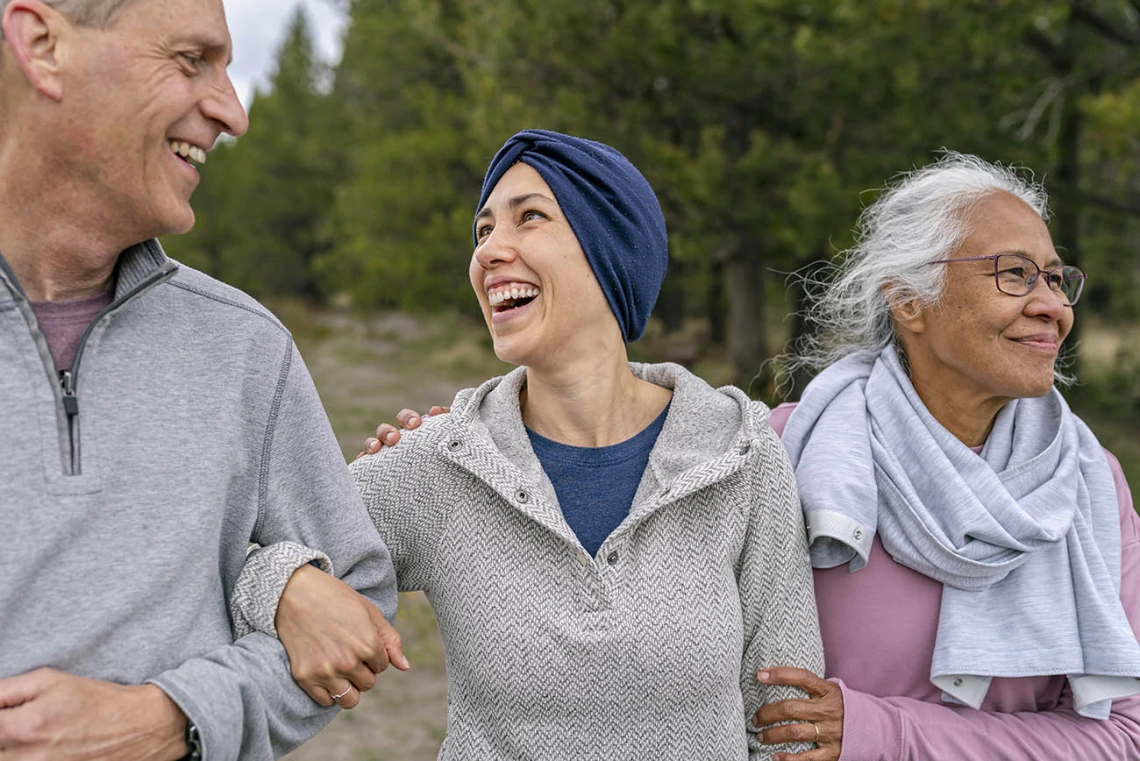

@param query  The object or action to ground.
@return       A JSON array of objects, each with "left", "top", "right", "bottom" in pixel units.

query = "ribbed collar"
[{"left": 0, "top": 239, "right": 177, "bottom": 304}]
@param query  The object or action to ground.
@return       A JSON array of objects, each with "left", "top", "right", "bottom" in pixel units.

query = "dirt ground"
[{"left": 282, "top": 308, "right": 507, "bottom": 761}]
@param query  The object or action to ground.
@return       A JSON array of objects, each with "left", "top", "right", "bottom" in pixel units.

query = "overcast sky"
[{"left": 224, "top": 0, "right": 346, "bottom": 108}]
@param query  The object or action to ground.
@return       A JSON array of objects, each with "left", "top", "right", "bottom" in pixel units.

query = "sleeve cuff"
[
  {"left": 836, "top": 678, "right": 903, "bottom": 761},
  {"left": 231, "top": 542, "right": 333, "bottom": 638}
]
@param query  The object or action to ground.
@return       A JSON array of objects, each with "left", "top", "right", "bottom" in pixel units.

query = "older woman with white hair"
[{"left": 751, "top": 152, "right": 1140, "bottom": 761}]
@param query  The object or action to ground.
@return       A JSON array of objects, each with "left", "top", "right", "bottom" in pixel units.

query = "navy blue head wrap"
[{"left": 474, "top": 129, "right": 668, "bottom": 343}]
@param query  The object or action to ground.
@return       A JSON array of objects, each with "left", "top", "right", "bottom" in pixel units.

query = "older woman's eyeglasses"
[{"left": 929, "top": 253, "right": 1087, "bottom": 306}]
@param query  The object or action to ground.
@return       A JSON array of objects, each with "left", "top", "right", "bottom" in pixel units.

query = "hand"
[
  {"left": 0, "top": 668, "right": 186, "bottom": 761},
  {"left": 356, "top": 406, "right": 449, "bottom": 459},
  {"left": 754, "top": 667, "right": 843, "bottom": 761},
  {"left": 276, "top": 565, "right": 410, "bottom": 709}
]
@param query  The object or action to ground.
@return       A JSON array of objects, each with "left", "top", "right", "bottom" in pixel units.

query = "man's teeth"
[
  {"left": 488, "top": 286, "right": 539, "bottom": 307},
  {"left": 169, "top": 141, "right": 207, "bottom": 165}
]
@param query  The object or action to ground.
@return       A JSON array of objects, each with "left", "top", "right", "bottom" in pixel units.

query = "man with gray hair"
[{"left": 0, "top": 1, "right": 401, "bottom": 759}]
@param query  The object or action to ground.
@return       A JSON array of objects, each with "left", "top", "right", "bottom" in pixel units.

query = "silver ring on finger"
[
  {"left": 810, "top": 721, "right": 820, "bottom": 743},
  {"left": 331, "top": 686, "right": 353, "bottom": 702}
]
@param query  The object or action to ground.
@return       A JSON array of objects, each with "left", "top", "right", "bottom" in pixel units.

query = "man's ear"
[{"left": 2, "top": 1, "right": 67, "bottom": 102}]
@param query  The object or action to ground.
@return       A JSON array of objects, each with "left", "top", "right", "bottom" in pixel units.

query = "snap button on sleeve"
[
  {"left": 447, "top": 439, "right": 463, "bottom": 451},
  {"left": 515, "top": 489, "right": 529, "bottom": 504},
  {"left": 853, "top": 527, "right": 864, "bottom": 541}
]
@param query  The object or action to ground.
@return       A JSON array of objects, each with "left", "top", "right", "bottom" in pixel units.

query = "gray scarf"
[{"left": 782, "top": 345, "right": 1140, "bottom": 718}]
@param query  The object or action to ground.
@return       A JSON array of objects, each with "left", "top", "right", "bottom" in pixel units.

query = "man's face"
[{"left": 63, "top": 0, "right": 248, "bottom": 240}]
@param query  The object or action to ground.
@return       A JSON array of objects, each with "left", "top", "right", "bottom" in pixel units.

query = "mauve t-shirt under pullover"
[{"left": 29, "top": 288, "right": 114, "bottom": 371}]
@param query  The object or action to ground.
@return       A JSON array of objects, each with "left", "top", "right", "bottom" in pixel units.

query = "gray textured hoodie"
[
  {"left": 0, "top": 241, "right": 398, "bottom": 760},
  {"left": 235, "top": 362, "right": 824, "bottom": 760}
]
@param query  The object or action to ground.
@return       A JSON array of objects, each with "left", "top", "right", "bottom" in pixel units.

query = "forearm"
[
  {"left": 838, "top": 683, "right": 1140, "bottom": 761},
  {"left": 147, "top": 634, "right": 338, "bottom": 761},
  {"left": 232, "top": 543, "right": 333, "bottom": 638},
  {"left": 742, "top": 430, "right": 826, "bottom": 758}
]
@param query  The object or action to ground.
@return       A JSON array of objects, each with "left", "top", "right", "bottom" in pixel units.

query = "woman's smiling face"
[
  {"left": 469, "top": 163, "right": 620, "bottom": 368},
  {"left": 897, "top": 191, "right": 1074, "bottom": 411}
]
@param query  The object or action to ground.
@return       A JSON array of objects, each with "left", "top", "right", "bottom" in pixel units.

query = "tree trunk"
[
  {"left": 656, "top": 260, "right": 686, "bottom": 333},
  {"left": 708, "top": 259, "right": 726, "bottom": 345},
  {"left": 725, "top": 243, "right": 767, "bottom": 394}
]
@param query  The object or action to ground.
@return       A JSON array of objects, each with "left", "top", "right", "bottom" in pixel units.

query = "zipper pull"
[{"left": 60, "top": 370, "right": 79, "bottom": 417}]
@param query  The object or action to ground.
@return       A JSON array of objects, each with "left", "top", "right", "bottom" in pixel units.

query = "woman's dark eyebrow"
[
  {"left": 507, "top": 192, "right": 555, "bottom": 209},
  {"left": 476, "top": 192, "right": 556, "bottom": 222}
]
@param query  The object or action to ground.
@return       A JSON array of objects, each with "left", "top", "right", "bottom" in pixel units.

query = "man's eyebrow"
[{"left": 182, "top": 35, "right": 233, "bottom": 65}]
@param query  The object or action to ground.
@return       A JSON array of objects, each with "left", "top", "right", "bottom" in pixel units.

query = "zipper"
[
  {"left": 60, "top": 370, "right": 79, "bottom": 474},
  {"left": 51, "top": 264, "right": 176, "bottom": 475},
  {"left": 0, "top": 250, "right": 177, "bottom": 477}
]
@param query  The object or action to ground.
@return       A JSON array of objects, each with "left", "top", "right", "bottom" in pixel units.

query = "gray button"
[
  {"left": 447, "top": 439, "right": 463, "bottom": 451},
  {"left": 853, "top": 528, "right": 864, "bottom": 541},
  {"left": 515, "top": 490, "right": 529, "bottom": 504},
  {"left": 607, "top": 551, "right": 619, "bottom": 565},
  {"left": 953, "top": 678, "right": 964, "bottom": 688}
]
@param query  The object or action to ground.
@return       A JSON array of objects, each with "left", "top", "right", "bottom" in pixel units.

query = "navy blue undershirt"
[{"left": 526, "top": 402, "right": 671, "bottom": 557}]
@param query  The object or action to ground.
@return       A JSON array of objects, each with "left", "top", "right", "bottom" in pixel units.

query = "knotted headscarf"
[{"left": 475, "top": 129, "right": 668, "bottom": 342}]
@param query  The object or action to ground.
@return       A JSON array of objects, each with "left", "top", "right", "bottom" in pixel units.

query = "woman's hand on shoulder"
[
  {"left": 275, "top": 565, "right": 410, "bottom": 709},
  {"left": 356, "top": 406, "right": 450, "bottom": 459},
  {"left": 754, "top": 667, "right": 843, "bottom": 761}
]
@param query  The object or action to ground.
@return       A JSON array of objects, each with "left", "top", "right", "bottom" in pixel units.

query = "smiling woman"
[
  {"left": 229, "top": 129, "right": 827, "bottom": 761},
  {"left": 766, "top": 152, "right": 1140, "bottom": 761}
]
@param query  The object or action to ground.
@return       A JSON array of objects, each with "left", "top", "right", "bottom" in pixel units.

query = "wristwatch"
[{"left": 184, "top": 720, "right": 203, "bottom": 761}]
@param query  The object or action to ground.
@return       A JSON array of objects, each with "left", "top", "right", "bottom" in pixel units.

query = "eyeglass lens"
[{"left": 995, "top": 254, "right": 1084, "bottom": 304}]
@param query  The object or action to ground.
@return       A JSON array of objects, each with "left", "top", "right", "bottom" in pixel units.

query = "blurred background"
[{"left": 182, "top": 2, "right": 1140, "bottom": 757}]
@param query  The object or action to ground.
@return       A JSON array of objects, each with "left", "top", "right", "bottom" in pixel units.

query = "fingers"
[
  {"left": 302, "top": 681, "right": 335, "bottom": 708},
  {"left": 759, "top": 667, "right": 832, "bottom": 697},
  {"left": 754, "top": 697, "right": 820, "bottom": 728},
  {"left": 346, "top": 662, "right": 378, "bottom": 694},
  {"left": 362, "top": 424, "right": 401, "bottom": 455},
  {"left": 772, "top": 748, "right": 835, "bottom": 761},
  {"left": 0, "top": 668, "right": 56, "bottom": 709},
  {"left": 761, "top": 720, "right": 820, "bottom": 746},
  {"left": 394, "top": 409, "right": 424, "bottom": 431},
  {"left": 368, "top": 608, "right": 410, "bottom": 671},
  {"left": 326, "top": 683, "right": 360, "bottom": 710},
  {"left": 360, "top": 407, "right": 450, "bottom": 456}
]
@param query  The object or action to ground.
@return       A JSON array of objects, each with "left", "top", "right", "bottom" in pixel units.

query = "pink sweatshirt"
[{"left": 770, "top": 403, "right": 1140, "bottom": 761}]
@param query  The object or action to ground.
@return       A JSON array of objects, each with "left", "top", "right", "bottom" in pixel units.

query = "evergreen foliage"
[{"left": 164, "top": 0, "right": 1140, "bottom": 390}]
